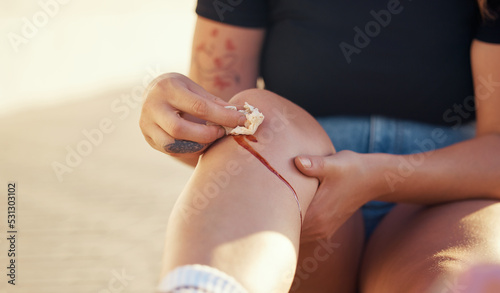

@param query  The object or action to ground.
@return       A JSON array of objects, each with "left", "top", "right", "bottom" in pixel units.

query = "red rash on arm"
[
  {"left": 226, "top": 39, "right": 236, "bottom": 51},
  {"left": 214, "top": 75, "right": 232, "bottom": 90},
  {"left": 194, "top": 30, "right": 239, "bottom": 91}
]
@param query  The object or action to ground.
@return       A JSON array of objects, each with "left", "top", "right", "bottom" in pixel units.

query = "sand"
[
  {"left": 0, "top": 0, "right": 198, "bottom": 291},
  {"left": 0, "top": 86, "right": 194, "bottom": 292}
]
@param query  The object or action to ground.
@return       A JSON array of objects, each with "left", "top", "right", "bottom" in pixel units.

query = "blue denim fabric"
[{"left": 316, "top": 116, "right": 475, "bottom": 241}]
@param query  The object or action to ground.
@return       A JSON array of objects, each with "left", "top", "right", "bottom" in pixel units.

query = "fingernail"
[
  {"left": 299, "top": 157, "right": 312, "bottom": 168},
  {"left": 238, "top": 115, "right": 247, "bottom": 125}
]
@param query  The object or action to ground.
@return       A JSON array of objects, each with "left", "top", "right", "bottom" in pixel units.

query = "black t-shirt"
[{"left": 196, "top": 0, "right": 500, "bottom": 125}]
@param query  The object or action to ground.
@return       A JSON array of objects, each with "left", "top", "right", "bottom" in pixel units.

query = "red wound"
[
  {"left": 233, "top": 135, "right": 303, "bottom": 227},
  {"left": 246, "top": 135, "right": 258, "bottom": 142}
]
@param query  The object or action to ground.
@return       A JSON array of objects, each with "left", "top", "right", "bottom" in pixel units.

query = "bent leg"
[
  {"left": 290, "top": 210, "right": 364, "bottom": 293},
  {"left": 360, "top": 200, "right": 500, "bottom": 293},
  {"left": 161, "top": 89, "right": 337, "bottom": 292}
]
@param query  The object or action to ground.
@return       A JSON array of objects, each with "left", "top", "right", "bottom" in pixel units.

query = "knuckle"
[
  {"left": 169, "top": 122, "right": 184, "bottom": 138},
  {"left": 139, "top": 117, "right": 148, "bottom": 131},
  {"left": 165, "top": 72, "right": 183, "bottom": 80},
  {"left": 157, "top": 75, "right": 176, "bottom": 89},
  {"left": 154, "top": 77, "right": 179, "bottom": 99},
  {"left": 315, "top": 158, "right": 326, "bottom": 170},
  {"left": 191, "top": 99, "right": 209, "bottom": 117},
  {"left": 144, "top": 136, "right": 158, "bottom": 149},
  {"left": 156, "top": 73, "right": 188, "bottom": 92},
  {"left": 141, "top": 96, "right": 153, "bottom": 110},
  {"left": 142, "top": 94, "right": 164, "bottom": 116}
]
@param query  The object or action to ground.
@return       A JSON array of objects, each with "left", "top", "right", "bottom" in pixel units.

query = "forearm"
[
  {"left": 189, "top": 17, "right": 264, "bottom": 101},
  {"left": 168, "top": 17, "right": 264, "bottom": 168},
  {"left": 371, "top": 134, "right": 500, "bottom": 205}
]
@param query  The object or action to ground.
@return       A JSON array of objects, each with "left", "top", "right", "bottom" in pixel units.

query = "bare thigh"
[{"left": 360, "top": 200, "right": 500, "bottom": 293}]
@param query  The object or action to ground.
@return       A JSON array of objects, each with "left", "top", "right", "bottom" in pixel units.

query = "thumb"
[{"left": 294, "top": 155, "right": 328, "bottom": 179}]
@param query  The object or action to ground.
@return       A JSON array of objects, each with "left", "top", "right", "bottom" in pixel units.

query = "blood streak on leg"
[
  {"left": 232, "top": 135, "right": 303, "bottom": 227},
  {"left": 245, "top": 135, "right": 258, "bottom": 143}
]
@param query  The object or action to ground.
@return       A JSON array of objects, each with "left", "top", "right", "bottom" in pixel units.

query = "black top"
[{"left": 197, "top": 0, "right": 500, "bottom": 125}]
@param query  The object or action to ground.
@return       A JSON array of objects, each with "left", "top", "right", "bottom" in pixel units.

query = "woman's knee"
[
  {"left": 179, "top": 88, "right": 335, "bottom": 235},
  {"left": 228, "top": 88, "right": 334, "bottom": 157},
  {"left": 211, "top": 89, "right": 335, "bottom": 210}
]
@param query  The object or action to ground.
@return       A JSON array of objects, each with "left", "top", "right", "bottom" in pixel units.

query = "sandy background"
[{"left": 0, "top": 1, "right": 198, "bottom": 292}]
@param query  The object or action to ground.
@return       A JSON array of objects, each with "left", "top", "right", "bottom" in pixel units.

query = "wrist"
[{"left": 360, "top": 153, "right": 396, "bottom": 201}]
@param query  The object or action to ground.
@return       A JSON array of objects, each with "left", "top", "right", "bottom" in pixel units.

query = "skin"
[
  {"left": 160, "top": 89, "right": 340, "bottom": 292},
  {"left": 296, "top": 40, "right": 500, "bottom": 292},
  {"left": 140, "top": 15, "right": 500, "bottom": 292}
]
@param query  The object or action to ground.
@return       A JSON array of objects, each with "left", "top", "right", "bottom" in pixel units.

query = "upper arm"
[
  {"left": 189, "top": 16, "right": 266, "bottom": 101},
  {"left": 471, "top": 39, "right": 500, "bottom": 136}
]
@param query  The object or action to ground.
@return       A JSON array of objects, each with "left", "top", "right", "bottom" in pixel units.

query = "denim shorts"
[{"left": 316, "top": 116, "right": 475, "bottom": 241}]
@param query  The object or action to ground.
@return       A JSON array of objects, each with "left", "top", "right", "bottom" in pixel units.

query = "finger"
[
  {"left": 170, "top": 86, "right": 247, "bottom": 128},
  {"left": 144, "top": 134, "right": 168, "bottom": 155},
  {"left": 184, "top": 78, "right": 245, "bottom": 110},
  {"left": 163, "top": 138, "right": 210, "bottom": 155},
  {"left": 153, "top": 104, "right": 226, "bottom": 143},
  {"left": 145, "top": 123, "right": 212, "bottom": 155},
  {"left": 294, "top": 155, "right": 327, "bottom": 180},
  {"left": 140, "top": 115, "right": 166, "bottom": 153},
  {"left": 186, "top": 80, "right": 232, "bottom": 107},
  {"left": 203, "top": 93, "right": 245, "bottom": 111},
  {"left": 141, "top": 122, "right": 173, "bottom": 153},
  {"left": 210, "top": 96, "right": 246, "bottom": 111}
]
